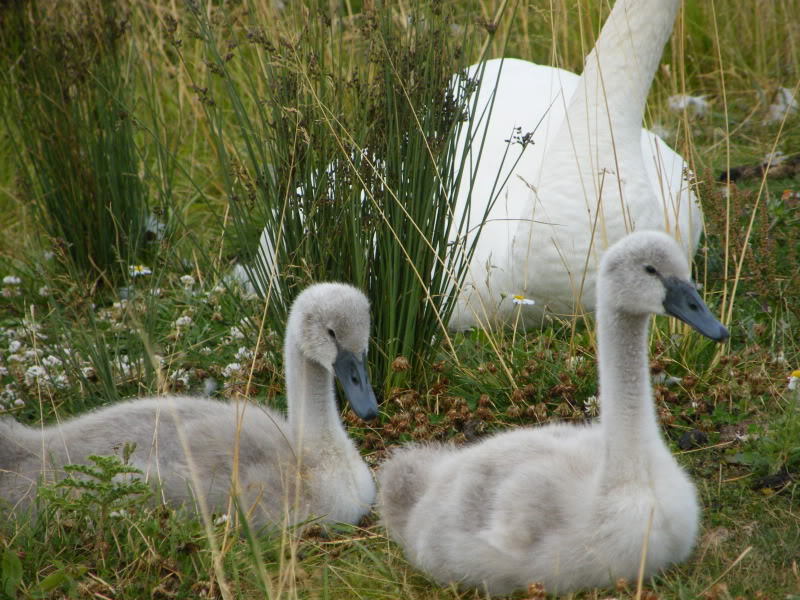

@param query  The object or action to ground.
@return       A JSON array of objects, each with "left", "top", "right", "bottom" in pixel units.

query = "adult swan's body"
[
  {"left": 378, "top": 232, "right": 728, "bottom": 595},
  {"left": 450, "top": 0, "right": 701, "bottom": 329},
  {"left": 0, "top": 283, "right": 378, "bottom": 529}
]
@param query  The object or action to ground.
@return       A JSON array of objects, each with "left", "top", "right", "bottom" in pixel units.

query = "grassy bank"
[{"left": 0, "top": 0, "right": 798, "bottom": 598}]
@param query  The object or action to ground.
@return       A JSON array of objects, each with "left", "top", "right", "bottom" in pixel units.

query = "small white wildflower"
[
  {"left": 81, "top": 366, "right": 96, "bottom": 379},
  {"left": 229, "top": 326, "right": 245, "bottom": 340},
  {"left": 170, "top": 368, "right": 191, "bottom": 386},
  {"left": 112, "top": 300, "right": 129, "bottom": 311},
  {"left": 511, "top": 295, "right": 535, "bottom": 306},
  {"left": 0, "top": 366, "right": 8, "bottom": 377},
  {"left": 668, "top": 94, "right": 710, "bottom": 117},
  {"left": 222, "top": 363, "right": 242, "bottom": 378},
  {"left": 7, "top": 354, "right": 23, "bottom": 364},
  {"left": 180, "top": 274, "right": 196, "bottom": 288},
  {"left": 235, "top": 347, "right": 254, "bottom": 361},
  {"left": 584, "top": 395, "right": 600, "bottom": 417},
  {"left": 567, "top": 356, "right": 584, "bottom": 370},
  {"left": 129, "top": 265, "right": 152, "bottom": 277},
  {"left": 1, "top": 288, "right": 20, "bottom": 298},
  {"left": 8, "top": 340, "right": 22, "bottom": 353},
  {"left": 24, "top": 365, "right": 48, "bottom": 386},
  {"left": 764, "top": 86, "right": 798, "bottom": 124},
  {"left": 23, "top": 349, "right": 43, "bottom": 360},
  {"left": 788, "top": 370, "right": 800, "bottom": 391},
  {"left": 150, "top": 288, "right": 162, "bottom": 297},
  {"left": 53, "top": 374, "right": 70, "bottom": 389},
  {"left": 2, "top": 276, "right": 21, "bottom": 286},
  {"left": 13, "top": 398, "right": 24, "bottom": 407},
  {"left": 175, "top": 315, "right": 193, "bottom": 329},
  {"left": 38, "top": 286, "right": 51, "bottom": 297},
  {"left": 43, "top": 251, "right": 55, "bottom": 261},
  {"left": 199, "top": 346, "right": 212, "bottom": 355},
  {"left": 213, "top": 514, "right": 229, "bottom": 526},
  {"left": 109, "top": 509, "right": 128, "bottom": 519},
  {"left": 42, "top": 355, "right": 62, "bottom": 368}
]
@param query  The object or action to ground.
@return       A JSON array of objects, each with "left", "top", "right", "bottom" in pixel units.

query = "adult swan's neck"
[
  {"left": 284, "top": 332, "right": 348, "bottom": 447},
  {"left": 597, "top": 305, "right": 661, "bottom": 485},
  {"left": 570, "top": 0, "right": 681, "bottom": 144}
]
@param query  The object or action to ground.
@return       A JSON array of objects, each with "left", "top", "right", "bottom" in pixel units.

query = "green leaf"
[{"left": 2, "top": 548, "right": 23, "bottom": 599}]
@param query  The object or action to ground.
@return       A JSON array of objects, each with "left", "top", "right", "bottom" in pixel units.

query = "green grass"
[{"left": 0, "top": 0, "right": 799, "bottom": 598}]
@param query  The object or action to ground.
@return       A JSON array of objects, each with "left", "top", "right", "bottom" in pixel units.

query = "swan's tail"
[{"left": 377, "top": 444, "right": 446, "bottom": 544}]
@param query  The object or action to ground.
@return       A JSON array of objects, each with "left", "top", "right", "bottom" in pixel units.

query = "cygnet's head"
[
  {"left": 598, "top": 231, "right": 729, "bottom": 342},
  {"left": 287, "top": 282, "right": 378, "bottom": 420}
]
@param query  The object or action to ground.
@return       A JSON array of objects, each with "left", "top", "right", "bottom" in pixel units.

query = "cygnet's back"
[{"left": 0, "top": 282, "right": 379, "bottom": 529}]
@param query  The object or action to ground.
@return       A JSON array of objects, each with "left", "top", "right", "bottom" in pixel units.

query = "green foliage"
[
  {"left": 39, "top": 449, "right": 152, "bottom": 525},
  {"left": 186, "top": 0, "right": 511, "bottom": 389},
  {"left": 0, "top": 1, "right": 151, "bottom": 283}
]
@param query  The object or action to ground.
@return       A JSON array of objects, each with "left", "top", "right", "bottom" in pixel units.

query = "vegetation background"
[{"left": 0, "top": 0, "right": 798, "bottom": 598}]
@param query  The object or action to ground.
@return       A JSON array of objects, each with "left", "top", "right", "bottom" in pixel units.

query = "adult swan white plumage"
[
  {"left": 378, "top": 231, "right": 728, "bottom": 595},
  {"left": 0, "top": 283, "right": 378, "bottom": 529},
  {"left": 450, "top": 0, "right": 702, "bottom": 329}
]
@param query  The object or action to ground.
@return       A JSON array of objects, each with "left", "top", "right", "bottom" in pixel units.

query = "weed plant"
[
  {"left": 0, "top": 1, "right": 151, "bottom": 284},
  {"left": 181, "top": 0, "right": 512, "bottom": 390}
]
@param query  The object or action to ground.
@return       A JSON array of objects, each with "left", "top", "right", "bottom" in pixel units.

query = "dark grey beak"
[
  {"left": 663, "top": 278, "right": 729, "bottom": 342},
  {"left": 333, "top": 349, "right": 379, "bottom": 421}
]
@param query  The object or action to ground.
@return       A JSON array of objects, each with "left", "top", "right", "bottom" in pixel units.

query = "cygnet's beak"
[
  {"left": 333, "top": 349, "right": 379, "bottom": 421},
  {"left": 662, "top": 277, "right": 729, "bottom": 342}
]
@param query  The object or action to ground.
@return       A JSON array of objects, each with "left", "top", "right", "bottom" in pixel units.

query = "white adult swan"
[
  {"left": 0, "top": 283, "right": 378, "bottom": 529},
  {"left": 450, "top": 0, "right": 701, "bottom": 329},
  {"left": 378, "top": 232, "right": 728, "bottom": 595}
]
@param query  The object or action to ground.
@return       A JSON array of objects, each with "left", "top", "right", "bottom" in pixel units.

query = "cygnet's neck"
[
  {"left": 284, "top": 332, "right": 349, "bottom": 447},
  {"left": 597, "top": 300, "right": 662, "bottom": 482}
]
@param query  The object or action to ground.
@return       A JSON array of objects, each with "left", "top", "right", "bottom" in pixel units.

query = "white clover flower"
[
  {"left": 129, "top": 265, "right": 152, "bottom": 277},
  {"left": 13, "top": 398, "right": 24, "bottom": 407},
  {"left": 584, "top": 395, "right": 600, "bottom": 417},
  {"left": 8, "top": 340, "right": 22, "bottom": 353},
  {"left": 23, "top": 349, "right": 43, "bottom": 360},
  {"left": 668, "top": 94, "right": 710, "bottom": 116},
  {"left": 170, "top": 368, "right": 191, "bottom": 386},
  {"left": 213, "top": 514, "right": 229, "bottom": 526},
  {"left": 42, "top": 355, "right": 62, "bottom": 368},
  {"left": 7, "top": 354, "right": 23, "bottom": 364},
  {"left": 222, "top": 363, "right": 242, "bottom": 378},
  {"left": 511, "top": 295, "right": 535, "bottom": 306},
  {"left": 180, "top": 275, "right": 196, "bottom": 288},
  {"left": 38, "top": 286, "right": 51, "bottom": 297},
  {"left": 235, "top": 347, "right": 254, "bottom": 361},
  {"left": 2, "top": 276, "right": 21, "bottom": 285},
  {"left": 175, "top": 315, "right": 193, "bottom": 329},
  {"left": 229, "top": 326, "right": 245, "bottom": 340},
  {"left": 54, "top": 374, "right": 70, "bottom": 389},
  {"left": 24, "top": 365, "right": 48, "bottom": 386},
  {"left": 199, "top": 346, "right": 212, "bottom": 355}
]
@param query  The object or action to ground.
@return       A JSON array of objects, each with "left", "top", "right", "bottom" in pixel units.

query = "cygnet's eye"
[
  {"left": 644, "top": 265, "right": 657, "bottom": 275},
  {"left": 327, "top": 328, "right": 336, "bottom": 339}
]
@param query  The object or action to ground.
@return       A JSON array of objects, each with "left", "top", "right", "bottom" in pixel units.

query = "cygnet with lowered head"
[
  {"left": 0, "top": 282, "right": 378, "bottom": 529},
  {"left": 378, "top": 231, "right": 728, "bottom": 595}
]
